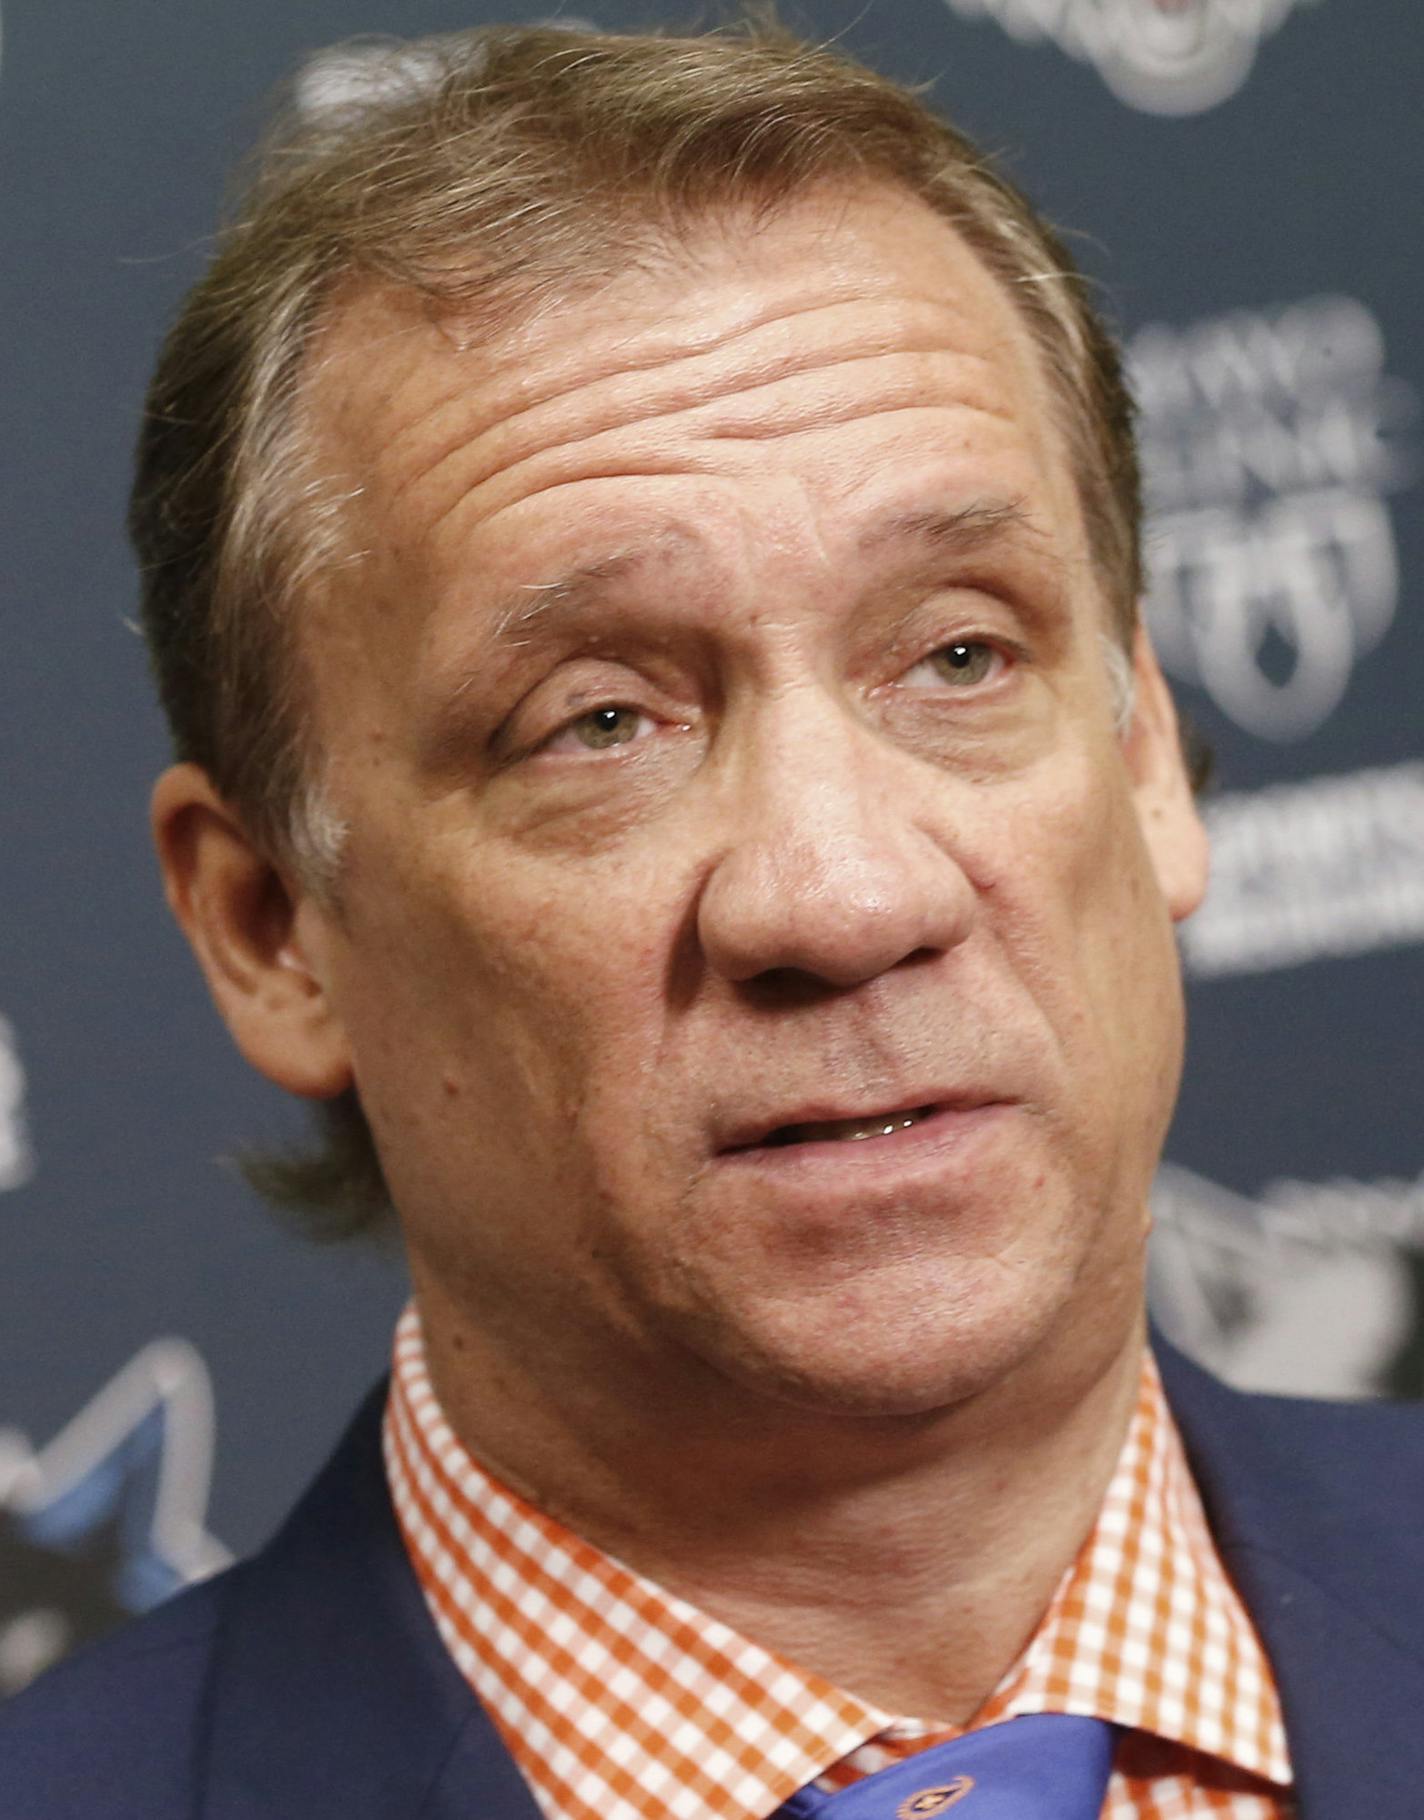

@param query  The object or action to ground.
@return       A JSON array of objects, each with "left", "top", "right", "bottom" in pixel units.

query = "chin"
[{"left": 683, "top": 1260, "right": 1076, "bottom": 1422}]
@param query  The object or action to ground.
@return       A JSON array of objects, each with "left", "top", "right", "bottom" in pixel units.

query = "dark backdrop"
[{"left": 2, "top": 0, "right": 1419, "bottom": 1693}]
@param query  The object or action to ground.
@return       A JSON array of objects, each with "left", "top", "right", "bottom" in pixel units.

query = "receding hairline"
[{"left": 292, "top": 171, "right": 1111, "bottom": 613}]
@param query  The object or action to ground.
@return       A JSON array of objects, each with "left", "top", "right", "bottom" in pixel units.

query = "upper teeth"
[{"left": 772, "top": 1105, "right": 933, "bottom": 1146}]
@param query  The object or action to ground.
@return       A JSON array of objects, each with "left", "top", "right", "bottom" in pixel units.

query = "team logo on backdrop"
[
  {"left": 0, "top": 1341, "right": 229, "bottom": 1695},
  {"left": 1180, "top": 761, "right": 1424, "bottom": 977},
  {"left": 940, "top": 0, "right": 1320, "bottom": 115},
  {"left": 1131, "top": 295, "right": 1419, "bottom": 742},
  {"left": 1150, "top": 1162, "right": 1424, "bottom": 1401},
  {"left": 0, "top": 1014, "right": 34, "bottom": 1192}
]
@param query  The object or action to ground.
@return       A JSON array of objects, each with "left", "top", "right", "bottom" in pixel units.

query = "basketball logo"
[{"left": 896, "top": 1777, "right": 975, "bottom": 1818}]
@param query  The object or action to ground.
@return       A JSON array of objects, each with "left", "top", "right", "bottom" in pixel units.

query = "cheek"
[
  {"left": 985, "top": 753, "right": 1183, "bottom": 1098},
  {"left": 1018, "top": 741, "right": 1167, "bottom": 938},
  {"left": 1058, "top": 786, "right": 1187, "bottom": 1174},
  {"left": 336, "top": 835, "right": 680, "bottom": 1149}
]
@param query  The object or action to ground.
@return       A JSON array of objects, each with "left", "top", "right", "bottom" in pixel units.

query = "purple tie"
[{"left": 775, "top": 1714, "right": 1118, "bottom": 1820}]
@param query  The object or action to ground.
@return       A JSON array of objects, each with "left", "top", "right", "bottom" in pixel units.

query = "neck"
[{"left": 412, "top": 1275, "right": 1146, "bottom": 1723}]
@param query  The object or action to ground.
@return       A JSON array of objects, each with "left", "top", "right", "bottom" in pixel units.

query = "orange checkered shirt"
[{"left": 385, "top": 1307, "right": 1293, "bottom": 1820}]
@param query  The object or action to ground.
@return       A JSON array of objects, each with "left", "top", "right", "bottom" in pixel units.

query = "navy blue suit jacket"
[{"left": 2, "top": 1342, "right": 1422, "bottom": 1818}]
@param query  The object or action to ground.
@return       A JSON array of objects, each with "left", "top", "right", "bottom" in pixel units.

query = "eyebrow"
[
  {"left": 488, "top": 528, "right": 697, "bottom": 647},
  {"left": 490, "top": 555, "right": 637, "bottom": 645},
  {"left": 855, "top": 497, "right": 1036, "bottom": 558},
  {"left": 484, "top": 498, "right": 1037, "bottom": 651}
]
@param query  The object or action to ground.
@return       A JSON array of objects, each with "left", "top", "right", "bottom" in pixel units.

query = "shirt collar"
[{"left": 384, "top": 1305, "right": 1290, "bottom": 1820}]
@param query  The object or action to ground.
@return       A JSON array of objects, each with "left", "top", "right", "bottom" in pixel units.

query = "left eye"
[
  {"left": 548, "top": 705, "right": 652, "bottom": 752},
  {"left": 903, "top": 641, "right": 1001, "bottom": 689}
]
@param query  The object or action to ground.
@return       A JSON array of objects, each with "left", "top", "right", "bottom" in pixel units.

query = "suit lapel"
[
  {"left": 198, "top": 1383, "right": 542, "bottom": 1820},
  {"left": 1158, "top": 1340, "right": 1424, "bottom": 1818}
]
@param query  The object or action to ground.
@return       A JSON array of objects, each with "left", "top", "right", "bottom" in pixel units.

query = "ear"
[
  {"left": 1122, "top": 628, "right": 1210, "bottom": 923},
  {"left": 151, "top": 763, "right": 354, "bottom": 1099}
]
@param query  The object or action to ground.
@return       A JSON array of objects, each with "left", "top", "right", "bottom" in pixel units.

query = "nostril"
[{"left": 737, "top": 966, "right": 864, "bottom": 1010}]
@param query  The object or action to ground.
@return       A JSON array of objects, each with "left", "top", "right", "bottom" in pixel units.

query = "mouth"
[
  {"left": 712, "top": 1094, "right": 1016, "bottom": 1195},
  {"left": 721, "top": 1096, "right": 996, "bottom": 1157},
  {"left": 759, "top": 1103, "right": 940, "bottom": 1148}
]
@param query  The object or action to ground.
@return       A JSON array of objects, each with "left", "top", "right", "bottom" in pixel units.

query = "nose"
[{"left": 695, "top": 699, "right": 976, "bottom": 989}]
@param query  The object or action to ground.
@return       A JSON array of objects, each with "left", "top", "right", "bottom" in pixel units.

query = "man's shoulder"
[
  {"left": 0, "top": 1378, "right": 394, "bottom": 1820},
  {"left": 0, "top": 1377, "right": 520, "bottom": 1820},
  {"left": 1158, "top": 1336, "right": 1424, "bottom": 1573},
  {"left": 0, "top": 1566, "right": 239, "bottom": 1819},
  {"left": 1159, "top": 1333, "right": 1424, "bottom": 1468},
  {"left": 1160, "top": 1343, "right": 1424, "bottom": 1811}
]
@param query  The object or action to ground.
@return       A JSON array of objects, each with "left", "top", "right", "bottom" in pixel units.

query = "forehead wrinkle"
[
  {"left": 424, "top": 356, "right": 1020, "bottom": 549},
  {"left": 376, "top": 291, "right": 914, "bottom": 509},
  {"left": 373, "top": 291, "right": 1019, "bottom": 540},
  {"left": 378, "top": 274, "right": 968, "bottom": 487}
]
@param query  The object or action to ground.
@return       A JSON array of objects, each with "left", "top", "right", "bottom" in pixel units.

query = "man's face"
[{"left": 295, "top": 185, "right": 1206, "bottom": 1425}]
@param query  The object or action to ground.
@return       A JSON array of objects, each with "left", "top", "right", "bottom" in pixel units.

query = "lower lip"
[{"left": 717, "top": 1102, "right": 1014, "bottom": 1181}]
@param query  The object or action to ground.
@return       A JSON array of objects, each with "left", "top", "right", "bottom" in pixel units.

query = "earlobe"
[
  {"left": 150, "top": 763, "right": 354, "bottom": 1099},
  {"left": 1123, "top": 630, "right": 1210, "bottom": 925}
]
